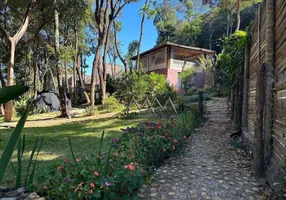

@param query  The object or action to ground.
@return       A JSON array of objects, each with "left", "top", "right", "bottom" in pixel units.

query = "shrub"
[
  {"left": 98, "top": 96, "right": 125, "bottom": 111},
  {"left": 84, "top": 106, "right": 98, "bottom": 116},
  {"left": 14, "top": 98, "right": 28, "bottom": 116},
  {"left": 115, "top": 71, "right": 177, "bottom": 105}
]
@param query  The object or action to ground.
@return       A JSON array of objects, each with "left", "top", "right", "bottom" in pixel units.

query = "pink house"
[{"left": 130, "top": 42, "right": 216, "bottom": 94}]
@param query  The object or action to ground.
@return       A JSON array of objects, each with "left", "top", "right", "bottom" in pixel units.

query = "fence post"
[
  {"left": 198, "top": 91, "right": 204, "bottom": 120},
  {"left": 254, "top": 63, "right": 265, "bottom": 178},
  {"left": 242, "top": 42, "right": 250, "bottom": 132}
]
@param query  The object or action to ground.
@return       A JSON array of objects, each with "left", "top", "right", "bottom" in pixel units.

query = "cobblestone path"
[{"left": 138, "top": 98, "right": 268, "bottom": 200}]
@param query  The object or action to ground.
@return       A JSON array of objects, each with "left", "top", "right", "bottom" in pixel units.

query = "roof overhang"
[{"left": 130, "top": 42, "right": 216, "bottom": 60}]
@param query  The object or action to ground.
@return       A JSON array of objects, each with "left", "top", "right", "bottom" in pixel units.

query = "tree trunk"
[
  {"left": 90, "top": 41, "right": 104, "bottom": 106},
  {"left": 73, "top": 29, "right": 78, "bottom": 98},
  {"left": 235, "top": 0, "right": 241, "bottom": 31},
  {"left": 33, "top": 44, "right": 39, "bottom": 99},
  {"left": 64, "top": 61, "right": 68, "bottom": 93},
  {"left": 264, "top": 0, "right": 275, "bottom": 165},
  {"left": 136, "top": 0, "right": 148, "bottom": 71},
  {"left": 76, "top": 54, "right": 90, "bottom": 104},
  {"left": 101, "top": 29, "right": 111, "bottom": 104},
  {"left": 54, "top": 2, "right": 68, "bottom": 118},
  {"left": 4, "top": 39, "right": 16, "bottom": 122}
]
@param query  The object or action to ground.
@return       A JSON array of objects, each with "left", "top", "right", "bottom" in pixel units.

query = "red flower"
[
  {"left": 94, "top": 171, "right": 99, "bottom": 176},
  {"left": 128, "top": 165, "right": 135, "bottom": 171}
]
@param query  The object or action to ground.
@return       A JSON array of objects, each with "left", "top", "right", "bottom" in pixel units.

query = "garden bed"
[{"left": 40, "top": 107, "right": 202, "bottom": 199}]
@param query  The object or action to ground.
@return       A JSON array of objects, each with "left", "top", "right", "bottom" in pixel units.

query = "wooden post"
[
  {"left": 242, "top": 43, "right": 250, "bottom": 132},
  {"left": 264, "top": 0, "right": 275, "bottom": 164},
  {"left": 198, "top": 91, "right": 204, "bottom": 120},
  {"left": 253, "top": 63, "right": 265, "bottom": 177}
]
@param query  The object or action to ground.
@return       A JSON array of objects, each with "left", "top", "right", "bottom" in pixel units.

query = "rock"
[
  {"left": 168, "top": 192, "right": 176, "bottom": 196},
  {"left": 150, "top": 193, "right": 157, "bottom": 197},
  {"left": 191, "top": 194, "right": 199, "bottom": 199}
]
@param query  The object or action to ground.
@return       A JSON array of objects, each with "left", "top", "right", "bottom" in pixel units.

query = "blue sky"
[{"left": 85, "top": 0, "right": 158, "bottom": 75}]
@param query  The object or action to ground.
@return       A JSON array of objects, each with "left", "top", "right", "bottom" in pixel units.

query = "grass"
[{"left": 0, "top": 115, "right": 143, "bottom": 187}]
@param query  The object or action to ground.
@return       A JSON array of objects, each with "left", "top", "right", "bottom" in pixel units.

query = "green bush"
[
  {"left": 84, "top": 106, "right": 98, "bottom": 116},
  {"left": 98, "top": 96, "right": 125, "bottom": 111},
  {"left": 14, "top": 98, "right": 28, "bottom": 116},
  {"left": 115, "top": 71, "right": 177, "bottom": 105}
]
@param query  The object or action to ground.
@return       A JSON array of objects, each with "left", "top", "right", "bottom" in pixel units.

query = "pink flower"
[
  {"left": 76, "top": 158, "right": 81, "bottom": 162},
  {"left": 128, "top": 165, "right": 135, "bottom": 171},
  {"left": 130, "top": 149, "right": 133, "bottom": 153},
  {"left": 126, "top": 128, "right": 129, "bottom": 132},
  {"left": 184, "top": 136, "right": 187, "bottom": 139},
  {"left": 124, "top": 165, "right": 129, "bottom": 169},
  {"left": 173, "top": 140, "right": 178, "bottom": 143},
  {"left": 90, "top": 182, "right": 95, "bottom": 188},
  {"left": 90, "top": 190, "right": 93, "bottom": 194},
  {"left": 74, "top": 187, "right": 79, "bottom": 193},
  {"left": 172, "top": 145, "right": 175, "bottom": 150},
  {"left": 105, "top": 182, "right": 111, "bottom": 187},
  {"left": 113, "top": 138, "right": 118, "bottom": 143},
  {"left": 94, "top": 171, "right": 99, "bottom": 176},
  {"left": 66, "top": 178, "right": 70, "bottom": 183}
]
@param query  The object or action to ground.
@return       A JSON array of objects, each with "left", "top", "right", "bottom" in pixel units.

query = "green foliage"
[
  {"left": 178, "top": 67, "right": 196, "bottom": 93},
  {"left": 115, "top": 71, "right": 177, "bottom": 105},
  {"left": 0, "top": 85, "right": 29, "bottom": 185},
  {"left": 0, "top": 107, "right": 29, "bottom": 185},
  {"left": 14, "top": 98, "right": 29, "bottom": 116},
  {"left": 0, "top": 85, "right": 29, "bottom": 104},
  {"left": 84, "top": 106, "right": 98, "bottom": 116},
  {"left": 98, "top": 96, "right": 125, "bottom": 111},
  {"left": 218, "top": 30, "right": 248, "bottom": 88}
]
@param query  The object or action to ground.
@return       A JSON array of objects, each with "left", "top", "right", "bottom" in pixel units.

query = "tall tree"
[
  {"left": 54, "top": 0, "right": 68, "bottom": 117},
  {"left": 136, "top": 0, "right": 148, "bottom": 71},
  {"left": 90, "top": 0, "right": 139, "bottom": 106},
  {"left": 0, "top": 0, "right": 36, "bottom": 122}
]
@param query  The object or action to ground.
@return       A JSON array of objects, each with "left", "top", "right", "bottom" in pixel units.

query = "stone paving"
[{"left": 138, "top": 98, "right": 268, "bottom": 200}]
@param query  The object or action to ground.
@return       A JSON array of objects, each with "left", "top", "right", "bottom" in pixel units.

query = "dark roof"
[{"left": 130, "top": 42, "right": 216, "bottom": 60}]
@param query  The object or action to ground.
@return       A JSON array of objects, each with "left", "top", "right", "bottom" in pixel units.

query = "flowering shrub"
[{"left": 43, "top": 111, "right": 199, "bottom": 199}]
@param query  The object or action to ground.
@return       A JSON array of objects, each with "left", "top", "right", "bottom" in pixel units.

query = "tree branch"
[
  {"left": 113, "top": 21, "right": 127, "bottom": 70},
  {"left": 13, "top": 0, "right": 36, "bottom": 43}
]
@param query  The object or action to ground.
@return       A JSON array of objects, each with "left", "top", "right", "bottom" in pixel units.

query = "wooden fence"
[{"left": 237, "top": 0, "right": 286, "bottom": 186}]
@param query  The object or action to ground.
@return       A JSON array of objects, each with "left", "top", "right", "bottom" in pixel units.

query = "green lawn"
[{"left": 0, "top": 116, "right": 143, "bottom": 187}]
